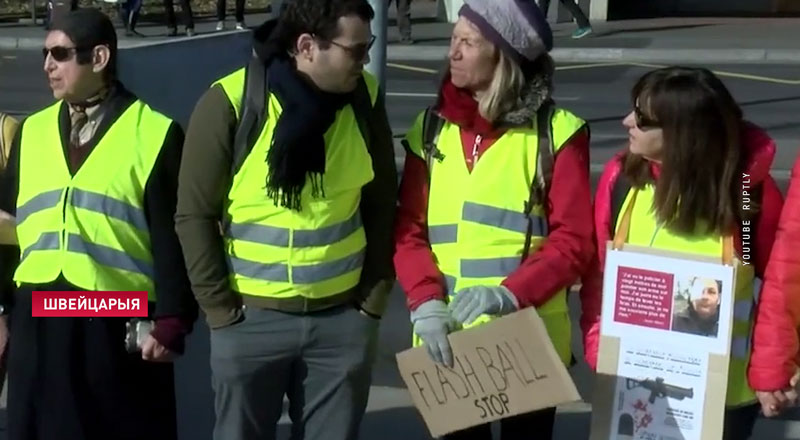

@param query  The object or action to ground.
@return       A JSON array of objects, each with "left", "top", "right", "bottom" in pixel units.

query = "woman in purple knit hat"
[{"left": 395, "top": 0, "right": 595, "bottom": 439}]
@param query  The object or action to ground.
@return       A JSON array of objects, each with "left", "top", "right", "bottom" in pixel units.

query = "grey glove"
[
  {"left": 411, "top": 299, "right": 455, "bottom": 367},
  {"left": 449, "top": 285, "right": 519, "bottom": 326}
]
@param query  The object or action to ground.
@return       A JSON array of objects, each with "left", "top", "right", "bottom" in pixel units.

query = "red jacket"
[
  {"left": 751, "top": 152, "right": 800, "bottom": 390},
  {"left": 393, "top": 84, "right": 595, "bottom": 311},
  {"left": 580, "top": 123, "right": 786, "bottom": 393}
]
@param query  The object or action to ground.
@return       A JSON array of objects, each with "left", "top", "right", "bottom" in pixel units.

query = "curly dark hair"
[{"left": 276, "top": 0, "right": 374, "bottom": 52}]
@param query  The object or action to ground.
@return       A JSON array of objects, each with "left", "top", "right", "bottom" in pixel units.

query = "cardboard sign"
[
  {"left": 590, "top": 244, "right": 738, "bottom": 440},
  {"left": 396, "top": 307, "right": 581, "bottom": 437}
]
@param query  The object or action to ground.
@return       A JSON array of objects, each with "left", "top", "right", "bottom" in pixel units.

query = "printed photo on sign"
[
  {"left": 671, "top": 277, "right": 722, "bottom": 339},
  {"left": 601, "top": 248, "right": 735, "bottom": 356}
]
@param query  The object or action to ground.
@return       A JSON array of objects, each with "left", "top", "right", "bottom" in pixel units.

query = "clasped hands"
[{"left": 757, "top": 368, "right": 800, "bottom": 417}]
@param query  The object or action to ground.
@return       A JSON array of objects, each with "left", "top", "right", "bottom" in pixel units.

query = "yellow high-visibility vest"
[
  {"left": 14, "top": 100, "right": 172, "bottom": 299},
  {"left": 404, "top": 107, "right": 587, "bottom": 365},
  {"left": 615, "top": 184, "right": 756, "bottom": 406},
  {"left": 214, "top": 68, "right": 379, "bottom": 299}
]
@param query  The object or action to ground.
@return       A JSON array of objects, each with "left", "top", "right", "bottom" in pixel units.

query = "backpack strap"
[
  {"left": 421, "top": 107, "right": 446, "bottom": 177},
  {"left": 350, "top": 77, "right": 373, "bottom": 152},
  {"left": 522, "top": 99, "right": 556, "bottom": 262},
  {"left": 231, "top": 51, "right": 268, "bottom": 177}
]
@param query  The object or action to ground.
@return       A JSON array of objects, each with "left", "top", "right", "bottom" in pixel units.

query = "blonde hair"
[{"left": 477, "top": 50, "right": 526, "bottom": 123}]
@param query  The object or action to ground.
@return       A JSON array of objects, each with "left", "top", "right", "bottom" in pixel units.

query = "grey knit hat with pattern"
[{"left": 458, "top": 0, "right": 553, "bottom": 64}]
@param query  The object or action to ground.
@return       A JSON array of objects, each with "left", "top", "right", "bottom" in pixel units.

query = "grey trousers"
[{"left": 210, "top": 304, "right": 380, "bottom": 440}]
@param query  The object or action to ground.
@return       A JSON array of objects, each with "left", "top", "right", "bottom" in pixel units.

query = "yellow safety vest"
[
  {"left": 14, "top": 100, "right": 172, "bottom": 299},
  {"left": 616, "top": 184, "right": 756, "bottom": 406},
  {"left": 214, "top": 68, "right": 378, "bottom": 299},
  {"left": 405, "top": 107, "right": 587, "bottom": 365}
]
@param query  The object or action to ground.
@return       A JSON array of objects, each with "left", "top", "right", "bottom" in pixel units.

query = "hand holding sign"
[
  {"left": 397, "top": 307, "right": 580, "bottom": 437},
  {"left": 411, "top": 300, "right": 456, "bottom": 367}
]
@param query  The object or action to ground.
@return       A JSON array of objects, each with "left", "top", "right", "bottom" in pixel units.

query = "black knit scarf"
[{"left": 266, "top": 56, "right": 351, "bottom": 211}]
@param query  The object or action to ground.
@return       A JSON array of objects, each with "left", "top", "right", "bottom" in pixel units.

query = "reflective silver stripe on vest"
[
  {"left": 293, "top": 249, "right": 365, "bottom": 284},
  {"left": 461, "top": 257, "right": 520, "bottom": 278},
  {"left": 70, "top": 189, "right": 148, "bottom": 231},
  {"left": 462, "top": 202, "right": 547, "bottom": 236},
  {"left": 20, "top": 231, "right": 60, "bottom": 261},
  {"left": 228, "top": 223, "right": 290, "bottom": 247},
  {"left": 428, "top": 225, "right": 458, "bottom": 245},
  {"left": 733, "top": 299, "right": 753, "bottom": 321},
  {"left": 16, "top": 190, "right": 62, "bottom": 225},
  {"left": 294, "top": 213, "right": 362, "bottom": 247},
  {"left": 227, "top": 256, "right": 289, "bottom": 282},
  {"left": 228, "top": 213, "right": 362, "bottom": 248},
  {"left": 228, "top": 249, "right": 365, "bottom": 284},
  {"left": 443, "top": 273, "right": 456, "bottom": 296},
  {"left": 67, "top": 234, "right": 153, "bottom": 278},
  {"left": 731, "top": 336, "right": 749, "bottom": 359}
]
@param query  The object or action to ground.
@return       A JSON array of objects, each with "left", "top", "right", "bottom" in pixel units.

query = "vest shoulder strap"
[{"left": 610, "top": 169, "right": 633, "bottom": 235}]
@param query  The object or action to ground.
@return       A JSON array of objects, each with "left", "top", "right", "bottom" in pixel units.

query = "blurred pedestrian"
[
  {"left": 164, "top": 0, "right": 195, "bottom": 37},
  {"left": 0, "top": 9, "right": 197, "bottom": 440},
  {"left": 119, "top": 0, "right": 144, "bottom": 36},
  {"left": 389, "top": 0, "right": 412, "bottom": 44},
  {"left": 215, "top": 0, "right": 245, "bottom": 31},
  {"left": 395, "top": 0, "right": 594, "bottom": 438},
  {"left": 580, "top": 66, "right": 786, "bottom": 440},
  {"left": 537, "top": 0, "right": 592, "bottom": 39}
]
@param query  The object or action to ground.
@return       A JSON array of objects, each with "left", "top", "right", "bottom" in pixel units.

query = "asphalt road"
[
  {"left": 385, "top": 60, "right": 800, "bottom": 192},
  {"left": 1, "top": 42, "right": 800, "bottom": 439}
]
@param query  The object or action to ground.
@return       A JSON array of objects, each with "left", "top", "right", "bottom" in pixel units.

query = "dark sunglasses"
[
  {"left": 634, "top": 105, "right": 660, "bottom": 131},
  {"left": 42, "top": 46, "right": 90, "bottom": 62},
  {"left": 326, "top": 35, "right": 376, "bottom": 61}
]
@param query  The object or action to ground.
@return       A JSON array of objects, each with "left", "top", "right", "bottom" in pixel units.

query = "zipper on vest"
[
  {"left": 471, "top": 134, "right": 483, "bottom": 169},
  {"left": 61, "top": 187, "right": 70, "bottom": 247}
]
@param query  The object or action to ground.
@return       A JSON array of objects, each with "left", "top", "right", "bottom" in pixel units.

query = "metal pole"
[{"left": 366, "top": 0, "right": 387, "bottom": 94}]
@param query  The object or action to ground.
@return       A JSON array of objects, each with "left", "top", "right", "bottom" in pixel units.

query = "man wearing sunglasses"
[
  {"left": 0, "top": 9, "right": 197, "bottom": 440},
  {"left": 176, "top": 0, "right": 396, "bottom": 439}
]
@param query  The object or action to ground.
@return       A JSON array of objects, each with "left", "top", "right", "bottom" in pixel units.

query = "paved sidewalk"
[
  {"left": 388, "top": 16, "right": 800, "bottom": 63},
  {"left": 1, "top": 1, "right": 799, "bottom": 63}
]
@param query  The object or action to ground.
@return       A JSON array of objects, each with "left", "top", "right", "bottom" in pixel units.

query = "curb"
[
  {"left": 387, "top": 45, "right": 800, "bottom": 64},
  {"left": 0, "top": 29, "right": 248, "bottom": 51},
  {"left": 4, "top": 32, "right": 800, "bottom": 64}
]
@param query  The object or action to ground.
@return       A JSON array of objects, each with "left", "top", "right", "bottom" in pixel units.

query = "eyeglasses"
[
  {"left": 634, "top": 104, "right": 660, "bottom": 131},
  {"left": 326, "top": 35, "right": 376, "bottom": 61},
  {"left": 42, "top": 46, "right": 90, "bottom": 62}
]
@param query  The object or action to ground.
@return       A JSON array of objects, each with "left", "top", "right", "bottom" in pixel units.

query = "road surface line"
[
  {"left": 627, "top": 62, "right": 800, "bottom": 85},
  {"left": 387, "top": 62, "right": 438, "bottom": 74},
  {"left": 389, "top": 61, "right": 632, "bottom": 75},
  {"left": 555, "top": 62, "right": 629, "bottom": 71}
]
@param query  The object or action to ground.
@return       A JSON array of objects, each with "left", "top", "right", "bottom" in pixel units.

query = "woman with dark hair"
[{"left": 580, "top": 66, "right": 788, "bottom": 439}]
